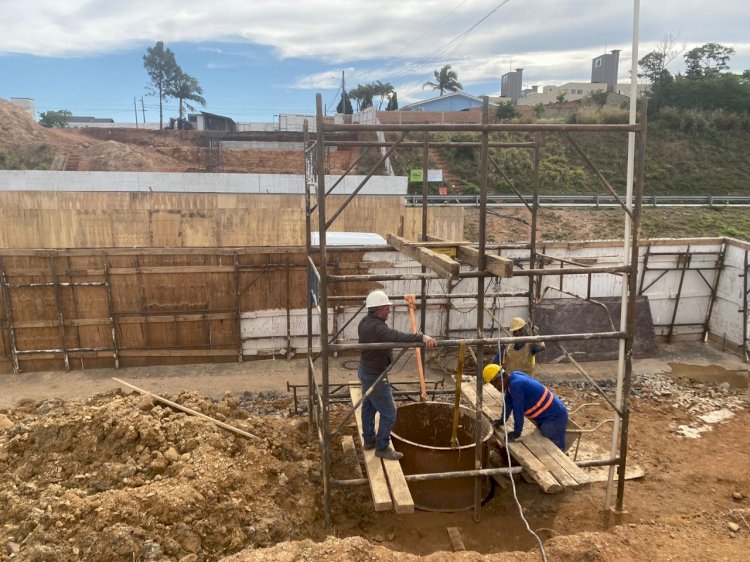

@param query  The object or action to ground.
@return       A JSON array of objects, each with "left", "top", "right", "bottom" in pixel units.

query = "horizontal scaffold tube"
[
  {"left": 327, "top": 331, "right": 626, "bottom": 352},
  {"left": 330, "top": 465, "right": 524, "bottom": 488},
  {"left": 327, "top": 292, "right": 529, "bottom": 302},
  {"left": 324, "top": 123, "right": 641, "bottom": 133},
  {"left": 327, "top": 264, "right": 630, "bottom": 282}
]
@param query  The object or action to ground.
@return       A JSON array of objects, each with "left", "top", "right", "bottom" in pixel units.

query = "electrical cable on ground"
[{"left": 488, "top": 286, "right": 547, "bottom": 562}]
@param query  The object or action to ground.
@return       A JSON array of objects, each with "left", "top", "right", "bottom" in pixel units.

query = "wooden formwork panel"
[
  {"left": 0, "top": 248, "right": 387, "bottom": 374},
  {"left": 0, "top": 192, "right": 463, "bottom": 249}
]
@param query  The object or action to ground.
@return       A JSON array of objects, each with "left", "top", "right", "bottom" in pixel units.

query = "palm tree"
[
  {"left": 374, "top": 81, "right": 395, "bottom": 110},
  {"left": 423, "top": 64, "right": 463, "bottom": 96},
  {"left": 169, "top": 71, "right": 206, "bottom": 125}
]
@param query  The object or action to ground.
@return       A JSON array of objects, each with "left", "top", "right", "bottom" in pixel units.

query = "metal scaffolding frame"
[{"left": 304, "top": 94, "right": 648, "bottom": 525}]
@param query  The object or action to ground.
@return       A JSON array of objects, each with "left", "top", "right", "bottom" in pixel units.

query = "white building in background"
[
  {"left": 516, "top": 82, "right": 650, "bottom": 106},
  {"left": 10, "top": 98, "right": 35, "bottom": 119}
]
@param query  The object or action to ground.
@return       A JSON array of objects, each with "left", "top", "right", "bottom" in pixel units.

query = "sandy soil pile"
[
  {"left": 0, "top": 363, "right": 748, "bottom": 561},
  {"left": 0, "top": 390, "right": 324, "bottom": 561},
  {"left": 0, "top": 99, "right": 187, "bottom": 171}
]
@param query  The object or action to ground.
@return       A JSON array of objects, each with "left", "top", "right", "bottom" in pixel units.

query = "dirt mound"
[
  {"left": 0, "top": 98, "right": 63, "bottom": 147},
  {"left": 0, "top": 391, "right": 324, "bottom": 561},
  {"left": 0, "top": 98, "right": 187, "bottom": 171}
]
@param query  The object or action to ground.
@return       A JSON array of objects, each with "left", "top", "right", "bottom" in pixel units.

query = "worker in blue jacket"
[{"left": 482, "top": 363, "right": 569, "bottom": 451}]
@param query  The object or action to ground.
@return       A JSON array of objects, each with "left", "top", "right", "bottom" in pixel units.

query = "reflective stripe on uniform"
[{"left": 525, "top": 388, "right": 554, "bottom": 419}]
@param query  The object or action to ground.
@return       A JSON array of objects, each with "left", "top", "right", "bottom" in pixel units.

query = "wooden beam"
[
  {"left": 387, "top": 234, "right": 460, "bottom": 279},
  {"left": 456, "top": 246, "right": 513, "bottom": 278},
  {"left": 447, "top": 527, "right": 466, "bottom": 552},
  {"left": 341, "top": 435, "right": 363, "bottom": 479},
  {"left": 381, "top": 450, "right": 415, "bottom": 514},
  {"left": 521, "top": 433, "right": 579, "bottom": 488},
  {"left": 113, "top": 377, "right": 260, "bottom": 441},
  {"left": 349, "top": 386, "right": 393, "bottom": 511}
]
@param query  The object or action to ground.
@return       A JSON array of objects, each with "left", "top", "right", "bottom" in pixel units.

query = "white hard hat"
[{"left": 365, "top": 290, "right": 392, "bottom": 308}]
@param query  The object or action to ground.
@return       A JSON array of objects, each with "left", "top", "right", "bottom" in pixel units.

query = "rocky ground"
[{"left": 1, "top": 363, "right": 748, "bottom": 562}]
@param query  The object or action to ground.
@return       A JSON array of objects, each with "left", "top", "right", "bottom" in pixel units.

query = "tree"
[
  {"left": 386, "top": 91, "right": 399, "bottom": 111},
  {"left": 374, "top": 81, "right": 395, "bottom": 110},
  {"left": 168, "top": 71, "right": 206, "bottom": 126},
  {"left": 684, "top": 43, "right": 735, "bottom": 79},
  {"left": 555, "top": 91, "right": 567, "bottom": 104},
  {"left": 532, "top": 103, "right": 545, "bottom": 119},
  {"left": 348, "top": 84, "right": 375, "bottom": 111},
  {"left": 496, "top": 101, "right": 519, "bottom": 121},
  {"left": 336, "top": 92, "right": 353, "bottom": 114},
  {"left": 143, "top": 41, "right": 180, "bottom": 130},
  {"left": 423, "top": 64, "right": 462, "bottom": 96},
  {"left": 638, "top": 33, "right": 684, "bottom": 87},
  {"left": 38, "top": 109, "right": 71, "bottom": 128}
]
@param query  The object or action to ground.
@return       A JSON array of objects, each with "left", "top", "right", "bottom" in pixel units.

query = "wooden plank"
[
  {"left": 531, "top": 432, "right": 593, "bottom": 486},
  {"left": 447, "top": 527, "right": 466, "bottom": 552},
  {"left": 349, "top": 386, "right": 393, "bottom": 512},
  {"left": 505, "top": 441, "right": 563, "bottom": 493},
  {"left": 341, "top": 435, "right": 363, "bottom": 479},
  {"left": 521, "top": 433, "right": 580, "bottom": 489},
  {"left": 387, "top": 234, "right": 460, "bottom": 279},
  {"left": 380, "top": 446, "right": 415, "bottom": 514},
  {"left": 456, "top": 246, "right": 514, "bottom": 278}
]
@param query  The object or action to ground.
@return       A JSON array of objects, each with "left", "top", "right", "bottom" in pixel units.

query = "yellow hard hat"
[
  {"left": 482, "top": 364, "right": 502, "bottom": 384},
  {"left": 509, "top": 317, "right": 527, "bottom": 332}
]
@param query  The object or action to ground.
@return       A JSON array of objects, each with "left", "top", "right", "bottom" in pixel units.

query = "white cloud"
[{"left": 1, "top": 0, "right": 748, "bottom": 85}]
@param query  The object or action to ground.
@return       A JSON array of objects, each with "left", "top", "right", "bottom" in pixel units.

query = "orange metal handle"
[{"left": 404, "top": 294, "right": 426, "bottom": 401}]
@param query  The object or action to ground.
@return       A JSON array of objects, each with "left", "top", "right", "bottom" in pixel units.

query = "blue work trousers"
[
  {"left": 358, "top": 366, "right": 397, "bottom": 451},
  {"left": 536, "top": 410, "right": 569, "bottom": 451}
]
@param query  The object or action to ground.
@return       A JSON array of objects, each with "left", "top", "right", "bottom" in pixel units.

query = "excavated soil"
[
  {"left": 1, "top": 366, "right": 748, "bottom": 561},
  {"left": 0, "top": 99, "right": 358, "bottom": 174}
]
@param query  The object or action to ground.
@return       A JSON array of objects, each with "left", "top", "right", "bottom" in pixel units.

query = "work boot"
[
  {"left": 363, "top": 441, "right": 376, "bottom": 451},
  {"left": 375, "top": 447, "right": 403, "bottom": 461}
]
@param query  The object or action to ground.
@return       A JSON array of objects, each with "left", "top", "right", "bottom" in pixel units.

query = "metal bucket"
[{"left": 391, "top": 401, "right": 493, "bottom": 512}]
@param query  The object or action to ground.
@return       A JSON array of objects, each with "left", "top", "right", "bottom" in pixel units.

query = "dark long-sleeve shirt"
[
  {"left": 502, "top": 371, "right": 566, "bottom": 435},
  {"left": 358, "top": 313, "right": 423, "bottom": 375}
]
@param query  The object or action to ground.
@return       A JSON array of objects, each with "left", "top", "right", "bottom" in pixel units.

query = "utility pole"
[
  {"left": 140, "top": 97, "right": 146, "bottom": 125},
  {"left": 133, "top": 97, "right": 139, "bottom": 128},
  {"left": 342, "top": 71, "right": 346, "bottom": 114}
]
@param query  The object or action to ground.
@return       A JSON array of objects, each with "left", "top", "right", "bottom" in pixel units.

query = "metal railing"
[{"left": 404, "top": 194, "right": 750, "bottom": 207}]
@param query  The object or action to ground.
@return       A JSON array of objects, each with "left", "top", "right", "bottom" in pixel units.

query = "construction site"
[{"left": 0, "top": 92, "right": 749, "bottom": 562}]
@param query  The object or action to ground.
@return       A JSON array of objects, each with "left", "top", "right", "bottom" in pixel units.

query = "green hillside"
[{"left": 390, "top": 115, "right": 750, "bottom": 197}]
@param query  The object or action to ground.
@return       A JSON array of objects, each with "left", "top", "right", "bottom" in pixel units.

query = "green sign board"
[{"left": 409, "top": 169, "right": 424, "bottom": 182}]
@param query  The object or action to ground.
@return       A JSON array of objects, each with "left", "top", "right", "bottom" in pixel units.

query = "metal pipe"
[
  {"left": 326, "top": 264, "right": 630, "bottom": 283},
  {"left": 315, "top": 94, "right": 333, "bottom": 526},
  {"left": 576, "top": 457, "right": 620, "bottom": 468},
  {"left": 328, "top": 331, "right": 625, "bottom": 351},
  {"left": 324, "top": 123, "right": 641, "bottom": 133},
  {"left": 615, "top": 94, "right": 647, "bottom": 514},
  {"left": 327, "top": 291, "right": 529, "bottom": 302},
  {"left": 405, "top": 466, "right": 524, "bottom": 482},
  {"left": 323, "top": 141, "right": 535, "bottom": 148}
]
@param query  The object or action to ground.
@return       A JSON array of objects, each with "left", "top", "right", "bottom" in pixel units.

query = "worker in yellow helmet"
[
  {"left": 492, "top": 317, "right": 545, "bottom": 375},
  {"left": 482, "top": 363, "right": 568, "bottom": 451}
]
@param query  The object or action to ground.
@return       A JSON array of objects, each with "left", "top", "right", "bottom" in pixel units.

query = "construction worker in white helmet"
[
  {"left": 491, "top": 316, "right": 545, "bottom": 376},
  {"left": 358, "top": 290, "right": 436, "bottom": 460}
]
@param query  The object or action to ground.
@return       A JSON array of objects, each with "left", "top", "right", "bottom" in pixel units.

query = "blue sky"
[{"left": 1, "top": 0, "right": 748, "bottom": 124}]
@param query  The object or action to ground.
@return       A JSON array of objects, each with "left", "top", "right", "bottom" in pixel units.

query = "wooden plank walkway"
[
  {"left": 349, "top": 386, "right": 414, "bottom": 513},
  {"left": 460, "top": 376, "right": 591, "bottom": 493}
]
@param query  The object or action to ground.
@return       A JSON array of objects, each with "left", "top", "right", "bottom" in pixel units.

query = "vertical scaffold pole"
[
  {"left": 315, "top": 95, "right": 333, "bottom": 525},
  {"left": 474, "top": 97, "right": 489, "bottom": 521}
]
